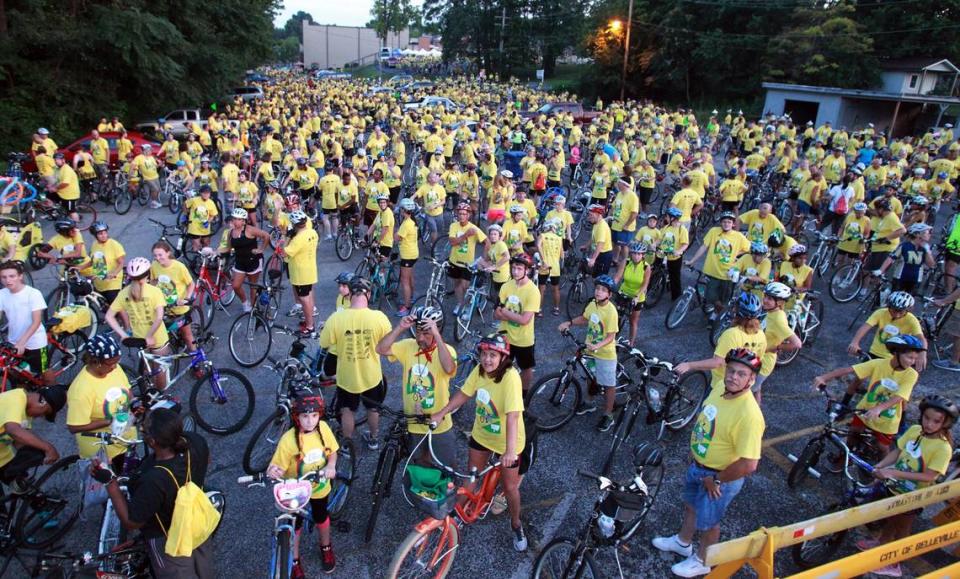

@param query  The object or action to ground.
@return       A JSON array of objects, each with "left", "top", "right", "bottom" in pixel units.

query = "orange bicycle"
[{"left": 386, "top": 431, "right": 503, "bottom": 578}]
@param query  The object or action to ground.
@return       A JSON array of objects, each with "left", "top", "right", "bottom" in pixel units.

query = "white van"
[{"left": 379, "top": 47, "right": 391, "bottom": 63}]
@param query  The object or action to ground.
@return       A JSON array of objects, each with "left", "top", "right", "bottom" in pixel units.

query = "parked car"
[
  {"left": 379, "top": 47, "right": 391, "bottom": 63},
  {"left": 520, "top": 102, "right": 601, "bottom": 123},
  {"left": 135, "top": 108, "right": 215, "bottom": 138},
  {"left": 225, "top": 86, "right": 264, "bottom": 102},
  {"left": 20, "top": 130, "right": 161, "bottom": 172},
  {"left": 402, "top": 96, "right": 459, "bottom": 111}
]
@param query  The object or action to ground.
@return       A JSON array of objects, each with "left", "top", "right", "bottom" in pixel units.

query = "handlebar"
[
  {"left": 358, "top": 395, "right": 434, "bottom": 425},
  {"left": 237, "top": 469, "right": 327, "bottom": 487},
  {"left": 82, "top": 432, "right": 142, "bottom": 446}
]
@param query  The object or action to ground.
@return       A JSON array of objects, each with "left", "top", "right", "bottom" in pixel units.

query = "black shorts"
[
  {"left": 335, "top": 380, "right": 387, "bottom": 413},
  {"left": 893, "top": 279, "right": 918, "bottom": 294},
  {"left": 338, "top": 204, "right": 357, "bottom": 220},
  {"left": 447, "top": 263, "right": 471, "bottom": 280},
  {"left": 59, "top": 198, "right": 77, "bottom": 213},
  {"left": 510, "top": 344, "right": 535, "bottom": 371},
  {"left": 537, "top": 273, "right": 560, "bottom": 287},
  {"left": 468, "top": 436, "right": 531, "bottom": 476},
  {"left": 363, "top": 208, "right": 378, "bottom": 227},
  {"left": 21, "top": 348, "right": 47, "bottom": 376},
  {"left": 866, "top": 251, "right": 889, "bottom": 271},
  {"left": 298, "top": 187, "right": 316, "bottom": 201},
  {"left": 638, "top": 186, "right": 654, "bottom": 205},
  {"left": 388, "top": 186, "right": 401, "bottom": 205},
  {"left": 399, "top": 258, "right": 417, "bottom": 268},
  {"left": 837, "top": 248, "right": 860, "bottom": 258},
  {"left": 322, "top": 352, "right": 337, "bottom": 378},
  {"left": 720, "top": 201, "right": 739, "bottom": 213},
  {"left": 295, "top": 496, "right": 329, "bottom": 528},
  {"left": 293, "top": 284, "right": 313, "bottom": 297},
  {"left": 378, "top": 245, "right": 392, "bottom": 258}
]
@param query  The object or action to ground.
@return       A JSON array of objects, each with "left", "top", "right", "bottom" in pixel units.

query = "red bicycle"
[
  {"left": 193, "top": 247, "right": 237, "bottom": 331},
  {"left": 0, "top": 324, "right": 85, "bottom": 391}
]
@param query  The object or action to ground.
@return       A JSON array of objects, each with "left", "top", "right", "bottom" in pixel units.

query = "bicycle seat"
[
  {"left": 43, "top": 317, "right": 62, "bottom": 330},
  {"left": 633, "top": 442, "right": 664, "bottom": 468},
  {"left": 122, "top": 337, "right": 148, "bottom": 349}
]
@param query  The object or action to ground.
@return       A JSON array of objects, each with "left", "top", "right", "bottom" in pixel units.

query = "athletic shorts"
[
  {"left": 335, "top": 380, "right": 387, "bottom": 413},
  {"left": 468, "top": 436, "right": 531, "bottom": 476},
  {"left": 510, "top": 344, "right": 536, "bottom": 370},
  {"left": 399, "top": 258, "right": 417, "bottom": 268},
  {"left": 612, "top": 229, "right": 632, "bottom": 246},
  {"left": 537, "top": 273, "right": 560, "bottom": 286},
  {"left": 447, "top": 263, "right": 471, "bottom": 280},
  {"left": 293, "top": 284, "right": 313, "bottom": 297}
]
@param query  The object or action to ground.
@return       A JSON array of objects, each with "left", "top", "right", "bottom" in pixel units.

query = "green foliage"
[
  {"left": 277, "top": 10, "right": 314, "bottom": 40},
  {"left": 367, "top": 0, "right": 418, "bottom": 43},
  {"left": 0, "top": 0, "right": 278, "bottom": 157}
]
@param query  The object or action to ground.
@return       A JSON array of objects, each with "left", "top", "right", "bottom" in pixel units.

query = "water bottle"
[
  {"left": 597, "top": 514, "right": 616, "bottom": 538},
  {"left": 646, "top": 386, "right": 662, "bottom": 413},
  {"left": 259, "top": 290, "right": 270, "bottom": 306}
]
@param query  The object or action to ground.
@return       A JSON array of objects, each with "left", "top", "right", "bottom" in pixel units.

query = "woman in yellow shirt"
[
  {"left": 479, "top": 224, "right": 510, "bottom": 298},
  {"left": 151, "top": 241, "right": 196, "bottom": 354},
  {"left": 280, "top": 211, "right": 319, "bottom": 336},
  {"left": 395, "top": 199, "right": 419, "bottom": 316},
  {"left": 183, "top": 185, "right": 219, "bottom": 252},
  {"left": 106, "top": 258, "right": 169, "bottom": 384},
  {"left": 487, "top": 171, "right": 514, "bottom": 224}
]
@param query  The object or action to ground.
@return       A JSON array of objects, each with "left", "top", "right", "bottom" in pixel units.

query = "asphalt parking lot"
[{"left": 19, "top": 197, "right": 960, "bottom": 579}]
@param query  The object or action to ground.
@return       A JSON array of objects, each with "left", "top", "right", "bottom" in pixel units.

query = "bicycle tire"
[
  {"left": 228, "top": 312, "right": 273, "bottom": 367},
  {"left": 74, "top": 204, "right": 97, "bottom": 231},
  {"left": 386, "top": 523, "right": 459, "bottom": 579},
  {"left": 708, "top": 311, "right": 732, "bottom": 347},
  {"left": 44, "top": 286, "right": 69, "bottom": 323},
  {"left": 531, "top": 537, "right": 598, "bottom": 579},
  {"left": 527, "top": 372, "right": 582, "bottom": 432},
  {"left": 645, "top": 268, "right": 666, "bottom": 308},
  {"left": 791, "top": 503, "right": 848, "bottom": 569},
  {"left": 188, "top": 367, "right": 255, "bottom": 435},
  {"left": 329, "top": 438, "right": 355, "bottom": 520},
  {"left": 242, "top": 408, "right": 291, "bottom": 475},
  {"left": 787, "top": 438, "right": 823, "bottom": 488},
  {"left": 664, "top": 371, "right": 709, "bottom": 432},
  {"left": 136, "top": 185, "right": 149, "bottom": 206},
  {"left": 454, "top": 302, "right": 474, "bottom": 343},
  {"left": 430, "top": 237, "right": 452, "bottom": 261},
  {"left": 364, "top": 445, "right": 398, "bottom": 543},
  {"left": 168, "top": 192, "right": 182, "bottom": 214},
  {"left": 113, "top": 188, "right": 132, "bottom": 215},
  {"left": 565, "top": 279, "right": 591, "bottom": 321},
  {"left": 14, "top": 454, "right": 83, "bottom": 548},
  {"left": 602, "top": 404, "right": 639, "bottom": 476},
  {"left": 275, "top": 527, "right": 293, "bottom": 579},
  {"left": 829, "top": 263, "right": 863, "bottom": 303},
  {"left": 665, "top": 289, "right": 694, "bottom": 329},
  {"left": 847, "top": 294, "right": 874, "bottom": 331},
  {"left": 197, "top": 285, "right": 215, "bottom": 332},
  {"left": 335, "top": 230, "right": 354, "bottom": 261}
]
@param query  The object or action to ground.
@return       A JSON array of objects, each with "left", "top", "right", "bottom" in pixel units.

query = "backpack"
[
  {"left": 155, "top": 451, "right": 221, "bottom": 557},
  {"left": 534, "top": 172, "right": 546, "bottom": 191},
  {"left": 834, "top": 189, "right": 848, "bottom": 215}
]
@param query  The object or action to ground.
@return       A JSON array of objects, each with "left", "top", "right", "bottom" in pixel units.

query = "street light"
[{"left": 609, "top": 19, "right": 622, "bottom": 32}]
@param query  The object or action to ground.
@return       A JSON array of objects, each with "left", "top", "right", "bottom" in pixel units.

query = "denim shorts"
[
  {"left": 591, "top": 357, "right": 618, "bottom": 387},
  {"left": 612, "top": 229, "right": 632, "bottom": 246},
  {"left": 681, "top": 462, "right": 745, "bottom": 531}
]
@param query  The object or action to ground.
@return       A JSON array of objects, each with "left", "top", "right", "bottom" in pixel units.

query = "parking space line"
[
  {"left": 513, "top": 492, "right": 576, "bottom": 577},
  {"left": 762, "top": 424, "right": 824, "bottom": 448}
]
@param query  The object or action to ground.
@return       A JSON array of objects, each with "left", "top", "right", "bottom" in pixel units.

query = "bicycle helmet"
[
  {"left": 335, "top": 272, "right": 355, "bottom": 285},
  {"left": 125, "top": 256, "right": 151, "bottom": 279},
  {"left": 91, "top": 220, "right": 109, "bottom": 234},
  {"left": 885, "top": 334, "right": 925, "bottom": 353},
  {"left": 939, "top": 171, "right": 949, "bottom": 179},
  {"left": 349, "top": 276, "right": 372, "bottom": 295},
  {"left": 376, "top": 194, "right": 390, "bottom": 203},
  {"left": 587, "top": 204, "right": 605, "bottom": 215},
  {"left": 749, "top": 241, "right": 769, "bottom": 255},
  {"left": 736, "top": 291, "right": 763, "bottom": 319},
  {"left": 853, "top": 202, "right": 868, "bottom": 212},
  {"left": 914, "top": 167, "right": 926, "bottom": 175},
  {"left": 487, "top": 223, "right": 503, "bottom": 234},
  {"left": 289, "top": 210, "right": 309, "bottom": 226},
  {"left": 874, "top": 199, "right": 891, "bottom": 212},
  {"left": 907, "top": 222, "right": 932, "bottom": 236},
  {"left": 788, "top": 244, "right": 807, "bottom": 257},
  {"left": 644, "top": 213, "right": 659, "bottom": 222},
  {"left": 399, "top": 198, "right": 416, "bottom": 211},
  {"left": 719, "top": 211, "right": 737, "bottom": 222},
  {"left": 919, "top": 395, "right": 960, "bottom": 423},
  {"left": 764, "top": 281, "right": 792, "bottom": 300},
  {"left": 628, "top": 241, "right": 648, "bottom": 254},
  {"left": 456, "top": 202, "right": 472, "bottom": 213},
  {"left": 200, "top": 156, "right": 211, "bottom": 164},
  {"left": 478, "top": 333, "right": 510, "bottom": 356},
  {"left": 84, "top": 334, "right": 121, "bottom": 360},
  {"left": 767, "top": 229, "right": 784, "bottom": 248},
  {"left": 666, "top": 207, "right": 683, "bottom": 219},
  {"left": 553, "top": 195, "right": 566, "bottom": 204},
  {"left": 886, "top": 290, "right": 915, "bottom": 310},
  {"left": 176, "top": 160, "right": 186, "bottom": 167},
  {"left": 54, "top": 219, "right": 76, "bottom": 235},
  {"left": 510, "top": 253, "right": 534, "bottom": 268},
  {"left": 292, "top": 394, "right": 325, "bottom": 417},
  {"left": 509, "top": 204, "right": 525, "bottom": 215},
  {"left": 231, "top": 208, "right": 248, "bottom": 220},
  {"left": 413, "top": 305, "right": 444, "bottom": 329},
  {"left": 594, "top": 275, "right": 618, "bottom": 291},
  {"left": 52, "top": 151, "right": 65, "bottom": 160},
  {"left": 911, "top": 195, "right": 930, "bottom": 207},
  {"left": 296, "top": 156, "right": 308, "bottom": 165},
  {"left": 632, "top": 442, "right": 664, "bottom": 468},
  {"left": 500, "top": 170, "right": 514, "bottom": 179},
  {"left": 724, "top": 347, "right": 762, "bottom": 374}
]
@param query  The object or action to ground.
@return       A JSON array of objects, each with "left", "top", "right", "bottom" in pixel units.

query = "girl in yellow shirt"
[{"left": 395, "top": 199, "right": 419, "bottom": 316}]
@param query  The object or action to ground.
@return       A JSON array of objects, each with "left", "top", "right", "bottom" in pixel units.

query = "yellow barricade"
[{"left": 918, "top": 559, "right": 960, "bottom": 579}]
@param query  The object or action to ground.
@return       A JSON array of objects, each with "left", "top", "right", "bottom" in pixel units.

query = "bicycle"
[
  {"left": 776, "top": 290, "right": 826, "bottom": 366},
  {"left": 24, "top": 196, "right": 97, "bottom": 232},
  {"left": 564, "top": 258, "right": 595, "bottom": 321},
  {"left": 846, "top": 274, "right": 891, "bottom": 330},
  {"left": 109, "top": 170, "right": 133, "bottom": 215},
  {"left": 147, "top": 218, "right": 192, "bottom": 262},
  {"left": 32, "top": 539, "right": 152, "bottom": 578},
  {"left": 664, "top": 266, "right": 710, "bottom": 330},
  {"left": 79, "top": 433, "right": 146, "bottom": 559},
  {"left": 354, "top": 246, "right": 401, "bottom": 314},
  {"left": 121, "top": 336, "right": 254, "bottom": 435},
  {"left": 192, "top": 247, "right": 237, "bottom": 331},
  {"left": 409, "top": 258, "right": 450, "bottom": 333},
  {"left": 531, "top": 461, "right": 665, "bottom": 579},
  {"left": 601, "top": 349, "right": 708, "bottom": 475},
  {"left": 0, "top": 329, "right": 85, "bottom": 392},
  {"left": 227, "top": 280, "right": 285, "bottom": 367},
  {"left": 920, "top": 295, "right": 955, "bottom": 361},
  {"left": 454, "top": 264, "right": 490, "bottom": 343},
  {"left": 335, "top": 214, "right": 365, "bottom": 261},
  {"left": 806, "top": 230, "right": 839, "bottom": 278},
  {"left": 43, "top": 267, "right": 107, "bottom": 332},
  {"left": 828, "top": 239, "right": 879, "bottom": 303}
]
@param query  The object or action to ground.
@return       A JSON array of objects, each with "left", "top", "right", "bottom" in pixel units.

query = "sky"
[{"left": 273, "top": 0, "right": 375, "bottom": 28}]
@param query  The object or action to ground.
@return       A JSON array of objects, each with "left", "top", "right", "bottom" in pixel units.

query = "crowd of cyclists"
[{"left": 3, "top": 66, "right": 960, "bottom": 578}]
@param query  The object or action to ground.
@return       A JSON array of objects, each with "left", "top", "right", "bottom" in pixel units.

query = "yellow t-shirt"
[
  {"left": 134, "top": 154, "right": 160, "bottom": 181},
  {"left": 711, "top": 326, "right": 767, "bottom": 388},
  {"left": 365, "top": 181, "right": 390, "bottom": 212},
  {"left": 150, "top": 260, "right": 193, "bottom": 316},
  {"left": 388, "top": 339, "right": 456, "bottom": 435},
  {"left": 659, "top": 225, "right": 689, "bottom": 260},
  {"left": 284, "top": 228, "right": 319, "bottom": 286},
  {"left": 289, "top": 167, "right": 319, "bottom": 191},
  {"left": 853, "top": 358, "right": 917, "bottom": 435},
  {"left": 719, "top": 179, "right": 747, "bottom": 203},
  {"left": 865, "top": 309, "right": 922, "bottom": 359},
  {"left": 503, "top": 219, "right": 529, "bottom": 255},
  {"left": 610, "top": 191, "right": 639, "bottom": 232},
  {"left": 184, "top": 197, "right": 219, "bottom": 236},
  {"left": 66, "top": 366, "right": 137, "bottom": 459},
  {"left": 671, "top": 189, "right": 701, "bottom": 222},
  {"left": 734, "top": 254, "right": 771, "bottom": 284},
  {"left": 498, "top": 279, "right": 541, "bottom": 347},
  {"left": 449, "top": 221, "right": 487, "bottom": 266},
  {"left": 237, "top": 181, "right": 259, "bottom": 209},
  {"left": 270, "top": 424, "right": 340, "bottom": 499},
  {"left": 873, "top": 212, "right": 903, "bottom": 253},
  {"left": 583, "top": 300, "right": 618, "bottom": 360},
  {"left": 416, "top": 184, "right": 446, "bottom": 217},
  {"left": 461, "top": 366, "right": 526, "bottom": 455},
  {"left": 318, "top": 174, "right": 340, "bottom": 210},
  {"left": 319, "top": 307, "right": 392, "bottom": 393},
  {"left": 0, "top": 389, "right": 30, "bottom": 468},
  {"left": 838, "top": 214, "right": 871, "bottom": 254},
  {"left": 373, "top": 208, "right": 395, "bottom": 248},
  {"left": 85, "top": 239, "right": 126, "bottom": 292},
  {"left": 739, "top": 210, "right": 782, "bottom": 245},
  {"left": 48, "top": 231, "right": 87, "bottom": 260},
  {"left": 545, "top": 209, "right": 573, "bottom": 237},
  {"left": 690, "top": 387, "right": 765, "bottom": 470},
  {"left": 487, "top": 240, "right": 510, "bottom": 283},
  {"left": 397, "top": 217, "right": 419, "bottom": 260},
  {"left": 760, "top": 308, "right": 794, "bottom": 375},
  {"left": 591, "top": 219, "right": 613, "bottom": 254},
  {"left": 538, "top": 232, "right": 563, "bottom": 277},
  {"left": 888, "top": 425, "right": 951, "bottom": 494},
  {"left": 702, "top": 228, "right": 750, "bottom": 280},
  {"left": 57, "top": 165, "right": 81, "bottom": 200},
  {"left": 108, "top": 283, "right": 169, "bottom": 346}
]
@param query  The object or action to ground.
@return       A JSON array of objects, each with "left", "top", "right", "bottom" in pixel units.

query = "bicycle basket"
[
  {"left": 51, "top": 304, "right": 93, "bottom": 334},
  {"left": 274, "top": 480, "right": 312, "bottom": 512},
  {"left": 599, "top": 489, "right": 648, "bottom": 523},
  {"left": 69, "top": 278, "right": 94, "bottom": 297},
  {"left": 403, "top": 465, "right": 456, "bottom": 520}
]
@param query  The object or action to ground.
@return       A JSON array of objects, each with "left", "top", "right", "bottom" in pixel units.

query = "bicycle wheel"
[
  {"left": 847, "top": 294, "right": 875, "bottom": 331},
  {"left": 602, "top": 405, "right": 639, "bottom": 476},
  {"left": 14, "top": 454, "right": 83, "bottom": 549},
  {"left": 386, "top": 523, "right": 459, "bottom": 579},
  {"left": 454, "top": 302, "right": 474, "bottom": 343},
  {"left": 829, "top": 263, "right": 863, "bottom": 303},
  {"left": 329, "top": 438, "right": 355, "bottom": 520},
  {"left": 136, "top": 185, "right": 149, "bottom": 206},
  {"left": 645, "top": 268, "right": 666, "bottom": 308},
  {"left": 708, "top": 311, "right": 732, "bottom": 348},
  {"left": 531, "top": 538, "right": 598, "bottom": 579},
  {"left": 74, "top": 204, "right": 97, "bottom": 231},
  {"left": 43, "top": 286, "right": 69, "bottom": 323},
  {"left": 430, "top": 237, "right": 452, "bottom": 261},
  {"left": 274, "top": 527, "right": 293, "bottom": 579},
  {"left": 228, "top": 312, "right": 273, "bottom": 367},
  {"left": 527, "top": 372, "right": 582, "bottom": 432},
  {"left": 791, "top": 504, "right": 848, "bottom": 569},
  {"left": 113, "top": 188, "right": 132, "bottom": 215},
  {"left": 197, "top": 285, "right": 216, "bottom": 332},
  {"left": 242, "top": 408, "right": 291, "bottom": 475},
  {"left": 664, "top": 371, "right": 709, "bottom": 432},
  {"left": 189, "top": 367, "right": 255, "bottom": 435},
  {"left": 665, "top": 289, "right": 694, "bottom": 329},
  {"left": 364, "top": 445, "right": 398, "bottom": 543},
  {"left": 47, "top": 332, "right": 85, "bottom": 386},
  {"left": 565, "top": 279, "right": 592, "bottom": 321},
  {"left": 219, "top": 276, "right": 237, "bottom": 307},
  {"left": 787, "top": 438, "right": 824, "bottom": 488},
  {"left": 168, "top": 192, "right": 182, "bottom": 214},
  {"left": 335, "top": 230, "right": 354, "bottom": 261}
]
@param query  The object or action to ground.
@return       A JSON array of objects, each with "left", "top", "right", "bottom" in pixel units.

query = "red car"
[{"left": 21, "top": 130, "right": 161, "bottom": 173}]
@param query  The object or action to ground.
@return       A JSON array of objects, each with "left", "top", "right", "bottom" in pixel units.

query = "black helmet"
[
  {"left": 632, "top": 442, "right": 664, "bottom": 469},
  {"left": 349, "top": 276, "right": 372, "bottom": 295},
  {"left": 335, "top": 272, "right": 355, "bottom": 285},
  {"left": 920, "top": 395, "right": 959, "bottom": 423},
  {"left": 54, "top": 219, "right": 76, "bottom": 235}
]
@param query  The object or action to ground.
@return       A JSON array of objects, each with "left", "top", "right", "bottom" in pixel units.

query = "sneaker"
[
  {"left": 489, "top": 492, "right": 508, "bottom": 515},
  {"left": 575, "top": 401, "right": 598, "bottom": 415},
  {"left": 320, "top": 544, "right": 336, "bottom": 574},
  {"left": 291, "top": 560, "right": 306, "bottom": 579},
  {"left": 596, "top": 413, "right": 615, "bottom": 432},
  {"left": 934, "top": 360, "right": 960, "bottom": 372},
  {"left": 873, "top": 563, "right": 902, "bottom": 577},
  {"left": 671, "top": 554, "right": 710, "bottom": 578},
  {"left": 296, "top": 327, "right": 316, "bottom": 339},
  {"left": 652, "top": 534, "right": 694, "bottom": 557},
  {"left": 855, "top": 538, "right": 880, "bottom": 551},
  {"left": 242, "top": 301, "right": 252, "bottom": 313},
  {"left": 149, "top": 201, "right": 162, "bottom": 209},
  {"left": 324, "top": 235, "right": 334, "bottom": 241},
  {"left": 363, "top": 430, "right": 380, "bottom": 451},
  {"left": 512, "top": 524, "right": 528, "bottom": 552},
  {"left": 287, "top": 304, "right": 303, "bottom": 317}
]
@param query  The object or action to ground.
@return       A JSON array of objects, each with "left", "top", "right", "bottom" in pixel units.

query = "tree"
[
  {"left": 368, "top": 0, "right": 417, "bottom": 45},
  {"left": 277, "top": 10, "right": 314, "bottom": 40}
]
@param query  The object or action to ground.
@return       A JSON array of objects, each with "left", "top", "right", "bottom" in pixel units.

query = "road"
[{"left": 22, "top": 196, "right": 959, "bottom": 579}]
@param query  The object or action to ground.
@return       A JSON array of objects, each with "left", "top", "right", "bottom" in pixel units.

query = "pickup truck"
[
  {"left": 135, "top": 108, "right": 235, "bottom": 138},
  {"left": 520, "top": 102, "right": 601, "bottom": 123}
]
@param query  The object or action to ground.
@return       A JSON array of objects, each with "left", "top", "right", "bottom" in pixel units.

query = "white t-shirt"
[
  {"left": 0, "top": 286, "right": 47, "bottom": 350},
  {"left": 827, "top": 184, "right": 854, "bottom": 214}
]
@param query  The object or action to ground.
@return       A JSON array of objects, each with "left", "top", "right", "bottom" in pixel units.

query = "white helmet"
[
  {"left": 231, "top": 208, "right": 248, "bottom": 220},
  {"left": 289, "top": 210, "right": 309, "bottom": 225},
  {"left": 788, "top": 244, "right": 807, "bottom": 257},
  {"left": 907, "top": 222, "right": 932, "bottom": 236},
  {"left": 500, "top": 170, "right": 514, "bottom": 179},
  {"left": 886, "top": 291, "right": 915, "bottom": 310},
  {"left": 764, "top": 281, "right": 792, "bottom": 300},
  {"left": 399, "top": 198, "right": 416, "bottom": 211},
  {"left": 509, "top": 204, "right": 525, "bottom": 214},
  {"left": 125, "top": 257, "right": 151, "bottom": 278}
]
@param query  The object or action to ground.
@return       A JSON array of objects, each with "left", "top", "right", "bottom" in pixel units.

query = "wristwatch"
[{"left": 712, "top": 475, "right": 722, "bottom": 488}]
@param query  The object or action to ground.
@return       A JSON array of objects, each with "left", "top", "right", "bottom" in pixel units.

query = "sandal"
[{"left": 552, "top": 307, "right": 560, "bottom": 316}]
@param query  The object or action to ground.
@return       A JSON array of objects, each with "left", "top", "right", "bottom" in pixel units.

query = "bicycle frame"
[{"left": 137, "top": 345, "right": 221, "bottom": 398}]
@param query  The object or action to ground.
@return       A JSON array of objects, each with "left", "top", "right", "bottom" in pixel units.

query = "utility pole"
[
  {"left": 498, "top": 6, "right": 506, "bottom": 54},
  {"left": 620, "top": 0, "right": 633, "bottom": 101}
]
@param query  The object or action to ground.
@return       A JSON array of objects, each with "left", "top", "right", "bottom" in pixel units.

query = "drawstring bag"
[{"left": 154, "top": 451, "right": 221, "bottom": 557}]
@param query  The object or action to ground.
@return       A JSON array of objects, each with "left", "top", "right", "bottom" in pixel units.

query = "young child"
[{"left": 267, "top": 395, "right": 339, "bottom": 577}]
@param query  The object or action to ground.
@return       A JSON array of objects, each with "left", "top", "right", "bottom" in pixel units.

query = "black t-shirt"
[{"left": 128, "top": 432, "right": 210, "bottom": 539}]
